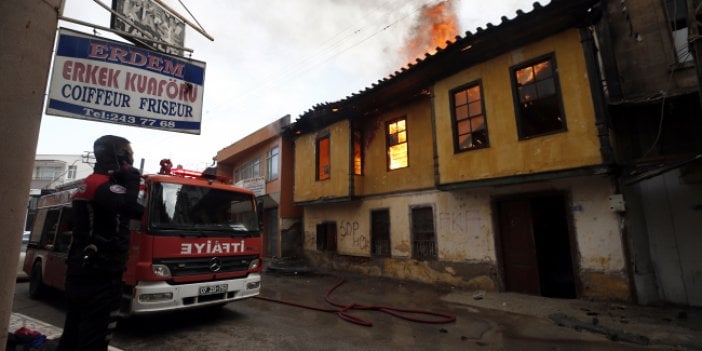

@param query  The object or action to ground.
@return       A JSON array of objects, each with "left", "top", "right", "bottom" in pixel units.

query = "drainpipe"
[
  {"left": 581, "top": 17, "right": 637, "bottom": 302},
  {"left": 429, "top": 86, "right": 440, "bottom": 187},
  {"left": 580, "top": 25, "right": 615, "bottom": 166}
]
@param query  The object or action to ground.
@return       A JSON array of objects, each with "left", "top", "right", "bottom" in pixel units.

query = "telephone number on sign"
[{"left": 82, "top": 108, "right": 177, "bottom": 128}]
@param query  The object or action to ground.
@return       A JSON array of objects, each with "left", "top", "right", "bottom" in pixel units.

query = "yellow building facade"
[{"left": 291, "top": 1, "right": 630, "bottom": 302}]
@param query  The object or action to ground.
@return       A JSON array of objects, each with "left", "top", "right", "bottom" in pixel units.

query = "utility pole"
[{"left": 0, "top": 1, "right": 62, "bottom": 348}]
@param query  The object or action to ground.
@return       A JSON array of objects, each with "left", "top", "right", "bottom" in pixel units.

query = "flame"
[{"left": 403, "top": 1, "right": 459, "bottom": 65}]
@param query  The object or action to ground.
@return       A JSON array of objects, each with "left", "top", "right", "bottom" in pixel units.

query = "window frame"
[
  {"left": 316, "top": 221, "right": 337, "bottom": 252},
  {"left": 266, "top": 145, "right": 280, "bottom": 182},
  {"left": 352, "top": 129, "right": 363, "bottom": 176},
  {"left": 371, "top": 209, "right": 391, "bottom": 257},
  {"left": 510, "top": 54, "right": 567, "bottom": 140},
  {"left": 410, "top": 205, "right": 437, "bottom": 261},
  {"left": 67, "top": 165, "right": 77, "bottom": 179},
  {"left": 449, "top": 80, "right": 490, "bottom": 152},
  {"left": 236, "top": 157, "right": 261, "bottom": 182},
  {"left": 316, "top": 134, "right": 331, "bottom": 181},
  {"left": 385, "top": 117, "right": 409, "bottom": 171}
]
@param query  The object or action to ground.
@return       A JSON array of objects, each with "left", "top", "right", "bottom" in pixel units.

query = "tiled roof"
[{"left": 291, "top": 0, "right": 600, "bottom": 134}]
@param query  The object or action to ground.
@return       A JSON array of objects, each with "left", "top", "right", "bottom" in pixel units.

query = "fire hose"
[{"left": 254, "top": 278, "right": 457, "bottom": 327}]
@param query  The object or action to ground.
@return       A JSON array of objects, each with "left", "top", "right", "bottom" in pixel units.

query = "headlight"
[
  {"left": 138, "top": 292, "right": 173, "bottom": 302},
  {"left": 152, "top": 264, "right": 171, "bottom": 278},
  {"left": 248, "top": 258, "right": 260, "bottom": 271}
]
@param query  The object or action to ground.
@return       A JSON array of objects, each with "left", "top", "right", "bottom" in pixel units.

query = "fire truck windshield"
[{"left": 149, "top": 182, "right": 259, "bottom": 236}]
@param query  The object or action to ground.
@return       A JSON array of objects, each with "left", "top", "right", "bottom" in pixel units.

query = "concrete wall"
[
  {"left": 603, "top": 0, "right": 698, "bottom": 98},
  {"left": 434, "top": 28, "right": 603, "bottom": 185},
  {"left": 302, "top": 175, "right": 628, "bottom": 300}
]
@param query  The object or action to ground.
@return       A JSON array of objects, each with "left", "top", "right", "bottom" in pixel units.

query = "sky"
[{"left": 38, "top": 0, "right": 545, "bottom": 173}]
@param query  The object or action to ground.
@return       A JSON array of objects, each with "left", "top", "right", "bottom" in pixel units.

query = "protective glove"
[{"left": 113, "top": 165, "right": 141, "bottom": 187}]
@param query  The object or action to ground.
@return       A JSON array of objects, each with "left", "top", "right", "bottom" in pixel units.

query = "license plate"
[{"left": 199, "top": 284, "right": 227, "bottom": 296}]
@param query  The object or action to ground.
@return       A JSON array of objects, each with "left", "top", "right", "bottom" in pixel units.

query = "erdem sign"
[{"left": 45, "top": 28, "right": 206, "bottom": 134}]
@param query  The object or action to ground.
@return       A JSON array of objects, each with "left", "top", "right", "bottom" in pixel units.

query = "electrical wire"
[{"left": 255, "top": 278, "right": 457, "bottom": 327}]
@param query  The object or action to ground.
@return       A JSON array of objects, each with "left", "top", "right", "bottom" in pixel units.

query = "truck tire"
[{"left": 29, "top": 261, "right": 45, "bottom": 299}]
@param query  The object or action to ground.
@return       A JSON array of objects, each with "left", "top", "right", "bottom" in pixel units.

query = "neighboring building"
[
  {"left": 31, "top": 153, "right": 93, "bottom": 190},
  {"left": 596, "top": 0, "right": 702, "bottom": 306},
  {"left": 215, "top": 115, "right": 303, "bottom": 260},
  {"left": 290, "top": 0, "right": 633, "bottom": 302}
]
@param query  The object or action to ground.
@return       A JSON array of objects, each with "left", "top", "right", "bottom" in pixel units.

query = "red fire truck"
[{"left": 23, "top": 162, "right": 262, "bottom": 315}]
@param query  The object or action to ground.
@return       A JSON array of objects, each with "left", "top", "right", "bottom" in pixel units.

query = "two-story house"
[
  {"left": 215, "top": 115, "right": 303, "bottom": 261},
  {"left": 290, "top": 0, "right": 633, "bottom": 302}
]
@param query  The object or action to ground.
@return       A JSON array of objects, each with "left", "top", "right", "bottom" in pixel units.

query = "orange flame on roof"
[{"left": 403, "top": 1, "right": 459, "bottom": 65}]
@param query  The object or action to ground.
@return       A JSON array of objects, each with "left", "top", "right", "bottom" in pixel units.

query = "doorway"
[
  {"left": 497, "top": 193, "right": 577, "bottom": 298},
  {"left": 265, "top": 208, "right": 279, "bottom": 257}
]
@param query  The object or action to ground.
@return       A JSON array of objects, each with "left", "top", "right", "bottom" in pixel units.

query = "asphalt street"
[{"left": 11, "top": 271, "right": 702, "bottom": 350}]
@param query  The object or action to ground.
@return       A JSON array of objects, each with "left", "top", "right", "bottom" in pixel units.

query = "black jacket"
[{"left": 66, "top": 166, "right": 144, "bottom": 275}]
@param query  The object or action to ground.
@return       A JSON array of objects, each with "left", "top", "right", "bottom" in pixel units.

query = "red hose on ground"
[{"left": 254, "top": 278, "right": 457, "bottom": 327}]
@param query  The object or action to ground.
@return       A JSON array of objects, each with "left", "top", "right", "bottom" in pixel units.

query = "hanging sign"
[{"left": 45, "top": 28, "right": 205, "bottom": 134}]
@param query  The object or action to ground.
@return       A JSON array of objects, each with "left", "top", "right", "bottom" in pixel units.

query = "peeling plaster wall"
[{"left": 302, "top": 175, "right": 628, "bottom": 299}]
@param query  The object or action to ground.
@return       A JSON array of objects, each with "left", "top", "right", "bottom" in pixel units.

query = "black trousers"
[{"left": 56, "top": 271, "right": 123, "bottom": 351}]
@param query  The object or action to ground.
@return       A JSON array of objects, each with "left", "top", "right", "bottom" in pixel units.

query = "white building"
[{"left": 30, "top": 153, "right": 93, "bottom": 190}]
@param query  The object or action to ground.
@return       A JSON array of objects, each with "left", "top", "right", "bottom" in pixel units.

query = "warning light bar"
[
  {"left": 172, "top": 168, "right": 203, "bottom": 178},
  {"left": 159, "top": 159, "right": 232, "bottom": 183}
]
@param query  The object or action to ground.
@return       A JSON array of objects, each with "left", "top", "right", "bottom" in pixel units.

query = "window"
[
  {"left": 352, "top": 130, "right": 363, "bottom": 175},
  {"left": 266, "top": 146, "right": 279, "bottom": 181},
  {"left": 386, "top": 118, "right": 408, "bottom": 170},
  {"left": 371, "top": 209, "right": 390, "bottom": 257},
  {"left": 665, "top": 0, "right": 693, "bottom": 63},
  {"left": 316, "top": 135, "right": 330, "bottom": 180},
  {"left": 511, "top": 55, "right": 566, "bottom": 139},
  {"left": 411, "top": 206, "right": 436, "bottom": 260},
  {"left": 67, "top": 165, "right": 77, "bottom": 179},
  {"left": 237, "top": 158, "right": 260, "bottom": 182},
  {"left": 451, "top": 82, "right": 489, "bottom": 151},
  {"left": 316, "top": 222, "right": 337, "bottom": 252},
  {"left": 34, "top": 166, "right": 62, "bottom": 181}
]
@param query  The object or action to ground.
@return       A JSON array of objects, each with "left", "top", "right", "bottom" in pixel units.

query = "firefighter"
[{"left": 56, "top": 135, "right": 144, "bottom": 351}]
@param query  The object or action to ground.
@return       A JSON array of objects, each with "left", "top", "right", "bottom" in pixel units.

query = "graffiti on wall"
[
  {"left": 438, "top": 210, "right": 481, "bottom": 234},
  {"left": 339, "top": 220, "right": 369, "bottom": 250}
]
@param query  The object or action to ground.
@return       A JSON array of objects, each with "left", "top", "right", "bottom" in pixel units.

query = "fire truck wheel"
[{"left": 29, "top": 261, "right": 45, "bottom": 299}]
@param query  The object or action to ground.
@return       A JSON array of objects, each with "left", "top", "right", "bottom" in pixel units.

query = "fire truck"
[{"left": 23, "top": 161, "right": 262, "bottom": 315}]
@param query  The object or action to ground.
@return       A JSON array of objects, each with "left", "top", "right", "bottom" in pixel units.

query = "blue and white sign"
[{"left": 46, "top": 28, "right": 206, "bottom": 134}]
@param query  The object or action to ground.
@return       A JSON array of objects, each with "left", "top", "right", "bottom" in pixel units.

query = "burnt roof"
[{"left": 290, "top": 0, "right": 601, "bottom": 135}]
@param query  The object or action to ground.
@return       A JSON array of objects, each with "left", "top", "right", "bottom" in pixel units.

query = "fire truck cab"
[{"left": 23, "top": 163, "right": 263, "bottom": 315}]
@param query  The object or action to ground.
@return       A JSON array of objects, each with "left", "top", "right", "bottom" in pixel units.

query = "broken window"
[
  {"left": 353, "top": 129, "right": 363, "bottom": 176},
  {"left": 512, "top": 55, "right": 566, "bottom": 139},
  {"left": 316, "top": 135, "right": 330, "bottom": 180},
  {"left": 451, "top": 81, "right": 489, "bottom": 151},
  {"left": 665, "top": 0, "right": 693, "bottom": 63},
  {"left": 371, "top": 209, "right": 390, "bottom": 257},
  {"left": 411, "top": 206, "right": 437, "bottom": 260},
  {"left": 386, "top": 117, "right": 408, "bottom": 170},
  {"left": 316, "top": 222, "right": 337, "bottom": 252}
]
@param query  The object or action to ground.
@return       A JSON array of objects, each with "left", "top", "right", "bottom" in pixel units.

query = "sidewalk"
[
  {"left": 441, "top": 288, "right": 702, "bottom": 350},
  {"left": 9, "top": 313, "right": 123, "bottom": 351}
]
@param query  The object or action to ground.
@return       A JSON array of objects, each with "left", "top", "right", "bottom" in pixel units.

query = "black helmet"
[{"left": 93, "top": 135, "right": 133, "bottom": 170}]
